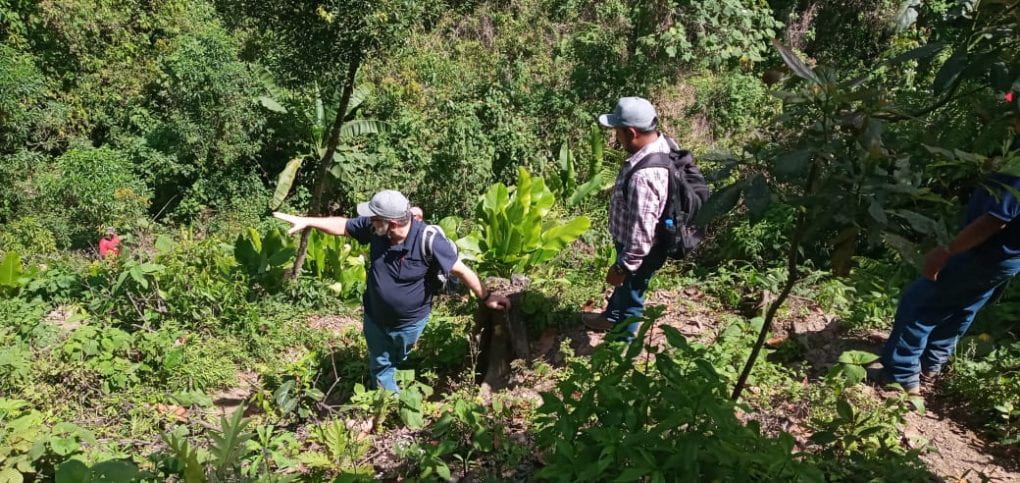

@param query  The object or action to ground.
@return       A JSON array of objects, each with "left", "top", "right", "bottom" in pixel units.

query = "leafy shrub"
[
  {"left": 0, "top": 216, "right": 57, "bottom": 256},
  {"left": 0, "top": 45, "right": 58, "bottom": 153},
  {"left": 43, "top": 148, "right": 150, "bottom": 248},
  {"left": 840, "top": 257, "right": 913, "bottom": 332},
  {"left": 23, "top": 262, "right": 85, "bottom": 304},
  {"left": 0, "top": 151, "right": 50, "bottom": 224},
  {"left": 304, "top": 230, "right": 368, "bottom": 299},
  {"left": 709, "top": 203, "right": 794, "bottom": 264},
  {"left": 147, "top": 19, "right": 266, "bottom": 222},
  {"left": 946, "top": 339, "right": 1020, "bottom": 445},
  {"left": 233, "top": 226, "right": 367, "bottom": 298},
  {"left": 83, "top": 257, "right": 166, "bottom": 328},
  {"left": 233, "top": 227, "right": 294, "bottom": 295},
  {"left": 697, "top": 260, "right": 787, "bottom": 310},
  {"left": 807, "top": 351, "right": 930, "bottom": 479},
  {"left": 0, "top": 399, "right": 95, "bottom": 481},
  {"left": 405, "top": 395, "right": 528, "bottom": 480},
  {"left": 154, "top": 235, "right": 257, "bottom": 331},
  {"left": 197, "top": 171, "right": 271, "bottom": 233},
  {"left": 262, "top": 350, "right": 327, "bottom": 422},
  {"left": 702, "top": 316, "right": 801, "bottom": 396},
  {"left": 297, "top": 419, "right": 372, "bottom": 479},
  {"left": 655, "top": 0, "right": 783, "bottom": 69},
  {"left": 465, "top": 168, "right": 590, "bottom": 276},
  {"left": 688, "top": 71, "right": 777, "bottom": 139},
  {"left": 0, "top": 297, "right": 48, "bottom": 341},
  {"left": 0, "top": 298, "right": 49, "bottom": 391},
  {"left": 535, "top": 307, "right": 824, "bottom": 481},
  {"left": 60, "top": 324, "right": 146, "bottom": 392}
]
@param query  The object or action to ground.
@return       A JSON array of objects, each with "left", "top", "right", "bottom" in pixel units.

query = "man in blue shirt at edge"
[
  {"left": 879, "top": 114, "right": 1020, "bottom": 395},
  {"left": 274, "top": 190, "right": 510, "bottom": 392}
]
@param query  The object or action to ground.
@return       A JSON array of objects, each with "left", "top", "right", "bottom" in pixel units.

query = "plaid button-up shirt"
[{"left": 609, "top": 135, "right": 671, "bottom": 272}]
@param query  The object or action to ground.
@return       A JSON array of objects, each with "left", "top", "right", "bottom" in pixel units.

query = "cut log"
[{"left": 475, "top": 275, "right": 531, "bottom": 392}]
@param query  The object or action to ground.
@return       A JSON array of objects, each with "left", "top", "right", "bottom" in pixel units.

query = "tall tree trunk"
[{"left": 289, "top": 56, "right": 362, "bottom": 280}]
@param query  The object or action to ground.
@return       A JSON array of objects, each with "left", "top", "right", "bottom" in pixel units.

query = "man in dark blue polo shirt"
[
  {"left": 274, "top": 190, "right": 510, "bottom": 392},
  {"left": 880, "top": 135, "right": 1020, "bottom": 394}
]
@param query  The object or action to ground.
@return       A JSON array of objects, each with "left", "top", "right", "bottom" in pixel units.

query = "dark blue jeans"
[
  {"left": 602, "top": 243, "right": 668, "bottom": 340},
  {"left": 363, "top": 313, "right": 429, "bottom": 392},
  {"left": 881, "top": 251, "right": 1020, "bottom": 389}
]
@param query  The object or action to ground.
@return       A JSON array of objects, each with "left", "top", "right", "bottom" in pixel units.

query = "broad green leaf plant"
[
  {"left": 546, "top": 125, "right": 612, "bottom": 208},
  {"left": 234, "top": 227, "right": 367, "bottom": 298},
  {"left": 466, "top": 168, "right": 590, "bottom": 277},
  {"left": 0, "top": 252, "right": 29, "bottom": 298}
]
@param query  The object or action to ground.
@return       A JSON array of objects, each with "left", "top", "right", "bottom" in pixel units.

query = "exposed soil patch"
[
  {"left": 308, "top": 314, "right": 362, "bottom": 333},
  {"left": 905, "top": 406, "right": 1020, "bottom": 481},
  {"left": 533, "top": 285, "right": 727, "bottom": 363},
  {"left": 209, "top": 370, "right": 261, "bottom": 417},
  {"left": 44, "top": 305, "right": 83, "bottom": 334}
]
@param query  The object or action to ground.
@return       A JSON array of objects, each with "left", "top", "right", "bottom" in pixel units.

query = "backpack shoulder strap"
[
  {"left": 421, "top": 224, "right": 459, "bottom": 262},
  {"left": 623, "top": 152, "right": 673, "bottom": 201},
  {"left": 421, "top": 225, "right": 439, "bottom": 262}
]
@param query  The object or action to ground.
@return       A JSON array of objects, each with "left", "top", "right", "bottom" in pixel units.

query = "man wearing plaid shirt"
[{"left": 583, "top": 97, "right": 672, "bottom": 339}]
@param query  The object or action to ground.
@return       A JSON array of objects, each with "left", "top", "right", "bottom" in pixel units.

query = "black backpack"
[{"left": 623, "top": 139, "right": 710, "bottom": 259}]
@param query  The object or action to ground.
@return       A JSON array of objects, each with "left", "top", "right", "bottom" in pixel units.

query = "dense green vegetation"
[{"left": 3, "top": 0, "right": 1020, "bottom": 481}]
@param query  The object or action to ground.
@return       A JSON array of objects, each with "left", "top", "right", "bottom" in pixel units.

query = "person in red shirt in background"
[{"left": 99, "top": 227, "right": 120, "bottom": 258}]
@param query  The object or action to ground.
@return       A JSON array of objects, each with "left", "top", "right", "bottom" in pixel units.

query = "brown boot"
[{"left": 581, "top": 313, "right": 613, "bottom": 332}]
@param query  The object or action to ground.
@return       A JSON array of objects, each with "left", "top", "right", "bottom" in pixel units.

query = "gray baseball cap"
[
  {"left": 598, "top": 97, "right": 658, "bottom": 131},
  {"left": 357, "top": 190, "right": 410, "bottom": 219}
]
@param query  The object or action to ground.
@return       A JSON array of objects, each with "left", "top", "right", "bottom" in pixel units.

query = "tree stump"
[{"left": 474, "top": 275, "right": 530, "bottom": 392}]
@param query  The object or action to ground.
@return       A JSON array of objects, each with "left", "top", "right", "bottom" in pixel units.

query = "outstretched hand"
[
  {"left": 485, "top": 293, "right": 511, "bottom": 311},
  {"left": 272, "top": 212, "right": 309, "bottom": 236}
]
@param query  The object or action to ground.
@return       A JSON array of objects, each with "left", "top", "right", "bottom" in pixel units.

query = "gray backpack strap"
[
  {"left": 422, "top": 224, "right": 458, "bottom": 262},
  {"left": 422, "top": 225, "right": 438, "bottom": 262}
]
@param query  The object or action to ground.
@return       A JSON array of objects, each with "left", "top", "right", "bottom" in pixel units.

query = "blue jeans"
[
  {"left": 363, "top": 314, "right": 429, "bottom": 392},
  {"left": 881, "top": 251, "right": 1020, "bottom": 389},
  {"left": 603, "top": 243, "right": 668, "bottom": 340}
]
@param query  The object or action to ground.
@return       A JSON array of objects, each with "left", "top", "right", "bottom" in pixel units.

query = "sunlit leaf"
[
  {"left": 271, "top": 157, "right": 304, "bottom": 210},
  {"left": 773, "top": 39, "right": 819, "bottom": 84},
  {"left": 837, "top": 350, "right": 880, "bottom": 365},
  {"left": 892, "top": 0, "right": 920, "bottom": 33},
  {"left": 258, "top": 96, "right": 287, "bottom": 113}
]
